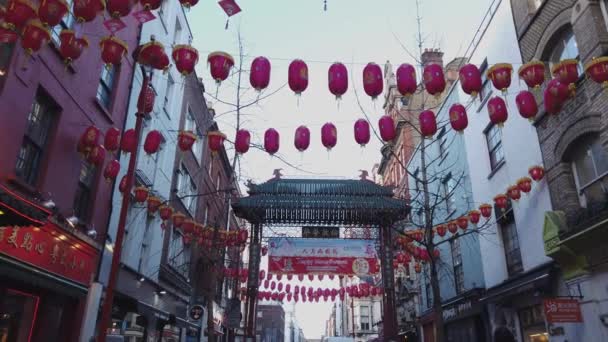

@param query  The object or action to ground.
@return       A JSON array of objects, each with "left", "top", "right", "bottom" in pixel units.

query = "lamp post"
[{"left": 96, "top": 65, "right": 153, "bottom": 342}]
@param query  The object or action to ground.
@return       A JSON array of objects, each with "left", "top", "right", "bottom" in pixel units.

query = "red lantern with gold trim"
[
  {"left": 585, "top": 57, "right": 608, "bottom": 88},
  {"left": 172, "top": 212, "right": 186, "bottom": 228},
  {"left": 138, "top": 40, "right": 169, "bottom": 71},
  {"left": 529, "top": 165, "right": 545, "bottom": 182},
  {"left": 178, "top": 130, "right": 197, "bottom": 152},
  {"left": 518, "top": 61, "right": 545, "bottom": 89},
  {"left": 59, "top": 30, "right": 89, "bottom": 66},
  {"left": 133, "top": 186, "right": 149, "bottom": 203},
  {"left": 487, "top": 63, "right": 513, "bottom": 93},
  {"left": 172, "top": 45, "right": 198, "bottom": 76},
  {"left": 288, "top": 59, "right": 308, "bottom": 95},
  {"left": 378, "top": 115, "right": 396, "bottom": 142},
  {"left": 207, "top": 131, "right": 226, "bottom": 154},
  {"left": 447, "top": 221, "right": 458, "bottom": 234},
  {"left": 21, "top": 21, "right": 51, "bottom": 56},
  {"left": 363, "top": 62, "right": 383, "bottom": 99},
  {"left": 73, "top": 0, "right": 105, "bottom": 23},
  {"left": 38, "top": 0, "right": 69, "bottom": 27},
  {"left": 469, "top": 210, "right": 481, "bottom": 225},
  {"left": 140, "top": 0, "right": 161, "bottom": 10},
  {"left": 544, "top": 79, "right": 569, "bottom": 115},
  {"left": 250, "top": 56, "right": 271, "bottom": 91},
  {"left": 435, "top": 225, "right": 446, "bottom": 237},
  {"left": 294, "top": 125, "right": 310, "bottom": 152},
  {"left": 328, "top": 62, "right": 348, "bottom": 100},
  {"left": 120, "top": 129, "right": 136, "bottom": 153},
  {"left": 423, "top": 63, "right": 446, "bottom": 96},
  {"left": 419, "top": 110, "right": 437, "bottom": 138},
  {"left": 479, "top": 203, "right": 492, "bottom": 219},
  {"left": 104, "top": 127, "right": 121, "bottom": 153},
  {"left": 100, "top": 36, "right": 128, "bottom": 69},
  {"left": 321, "top": 122, "right": 337, "bottom": 150},
  {"left": 552, "top": 59, "right": 579, "bottom": 95},
  {"left": 515, "top": 90, "right": 538, "bottom": 121},
  {"left": 2, "top": 0, "right": 36, "bottom": 30},
  {"left": 208, "top": 51, "right": 234, "bottom": 84},
  {"left": 354, "top": 119, "right": 370, "bottom": 147},
  {"left": 488, "top": 96, "right": 508, "bottom": 127},
  {"left": 494, "top": 194, "right": 508, "bottom": 210},
  {"left": 87, "top": 145, "right": 106, "bottom": 166},
  {"left": 264, "top": 128, "right": 280, "bottom": 155},
  {"left": 507, "top": 185, "right": 521, "bottom": 201},
  {"left": 234, "top": 129, "right": 250, "bottom": 154},
  {"left": 147, "top": 196, "right": 162, "bottom": 214},
  {"left": 106, "top": 0, "right": 135, "bottom": 18},
  {"left": 397, "top": 63, "right": 417, "bottom": 97},
  {"left": 159, "top": 205, "right": 173, "bottom": 221},
  {"left": 181, "top": 219, "right": 195, "bottom": 235},
  {"left": 449, "top": 103, "right": 468, "bottom": 133},
  {"left": 517, "top": 177, "right": 532, "bottom": 193},
  {"left": 103, "top": 159, "right": 120, "bottom": 182},
  {"left": 144, "top": 130, "right": 162, "bottom": 155},
  {"left": 459, "top": 63, "right": 482, "bottom": 98},
  {"left": 457, "top": 216, "right": 469, "bottom": 230}
]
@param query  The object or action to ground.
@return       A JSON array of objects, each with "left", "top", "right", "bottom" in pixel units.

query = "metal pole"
[
  {"left": 380, "top": 224, "right": 397, "bottom": 339},
  {"left": 96, "top": 72, "right": 151, "bottom": 342}
]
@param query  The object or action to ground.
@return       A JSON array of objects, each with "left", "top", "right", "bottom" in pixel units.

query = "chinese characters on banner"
[
  {"left": 0, "top": 224, "right": 97, "bottom": 285},
  {"left": 301, "top": 226, "right": 339, "bottom": 239},
  {"left": 543, "top": 299, "right": 583, "bottom": 323},
  {"left": 267, "top": 237, "right": 379, "bottom": 276}
]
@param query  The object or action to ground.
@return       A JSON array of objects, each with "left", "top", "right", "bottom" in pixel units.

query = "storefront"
[{"left": 443, "top": 289, "right": 486, "bottom": 342}]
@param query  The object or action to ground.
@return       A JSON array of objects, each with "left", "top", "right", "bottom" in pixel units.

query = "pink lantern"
[
  {"left": 294, "top": 125, "right": 310, "bottom": 152},
  {"left": 286, "top": 284, "right": 291, "bottom": 293},
  {"left": 264, "top": 128, "right": 280, "bottom": 155},
  {"left": 396, "top": 63, "right": 417, "bottom": 97},
  {"left": 250, "top": 56, "right": 271, "bottom": 91},
  {"left": 277, "top": 282, "right": 283, "bottom": 292},
  {"left": 207, "top": 51, "right": 234, "bottom": 84},
  {"left": 328, "top": 62, "right": 348, "bottom": 100},
  {"left": 515, "top": 91, "right": 538, "bottom": 121},
  {"left": 378, "top": 115, "right": 396, "bottom": 142},
  {"left": 487, "top": 96, "right": 508, "bottom": 127},
  {"left": 423, "top": 63, "right": 446, "bottom": 96},
  {"left": 288, "top": 59, "right": 308, "bottom": 95},
  {"left": 321, "top": 123, "right": 337, "bottom": 150},
  {"left": 487, "top": 63, "right": 513, "bottom": 93},
  {"left": 419, "top": 110, "right": 437, "bottom": 137},
  {"left": 459, "top": 63, "right": 482, "bottom": 97},
  {"left": 354, "top": 119, "right": 370, "bottom": 146},
  {"left": 449, "top": 104, "right": 468, "bottom": 132},
  {"left": 363, "top": 63, "right": 383, "bottom": 99},
  {"left": 235, "top": 129, "right": 251, "bottom": 154}
]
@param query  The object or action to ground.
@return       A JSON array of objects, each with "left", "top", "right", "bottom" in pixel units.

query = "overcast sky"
[{"left": 187, "top": 0, "right": 493, "bottom": 338}]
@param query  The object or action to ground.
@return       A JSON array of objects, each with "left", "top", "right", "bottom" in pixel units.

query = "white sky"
[{"left": 186, "top": 0, "right": 494, "bottom": 338}]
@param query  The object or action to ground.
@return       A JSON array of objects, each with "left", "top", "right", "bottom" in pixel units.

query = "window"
[
  {"left": 485, "top": 123, "right": 505, "bottom": 171},
  {"left": 177, "top": 164, "right": 197, "bottom": 215},
  {"left": 442, "top": 174, "right": 456, "bottom": 214},
  {"left": 451, "top": 239, "right": 465, "bottom": 294},
  {"left": 359, "top": 306, "right": 370, "bottom": 331},
  {"left": 73, "top": 161, "right": 97, "bottom": 221},
  {"left": 96, "top": 66, "right": 116, "bottom": 108},
  {"left": 549, "top": 28, "right": 582, "bottom": 75},
  {"left": 15, "top": 90, "right": 57, "bottom": 185},
  {"left": 185, "top": 108, "right": 203, "bottom": 163},
  {"left": 478, "top": 59, "right": 492, "bottom": 103},
  {"left": 169, "top": 230, "right": 190, "bottom": 278},
  {"left": 163, "top": 74, "right": 175, "bottom": 115},
  {"left": 51, "top": 0, "right": 75, "bottom": 46},
  {"left": 499, "top": 207, "right": 523, "bottom": 276},
  {"left": 570, "top": 136, "right": 608, "bottom": 207}
]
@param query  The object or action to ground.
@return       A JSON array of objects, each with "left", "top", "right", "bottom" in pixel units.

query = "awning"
[{"left": 480, "top": 262, "right": 554, "bottom": 303}]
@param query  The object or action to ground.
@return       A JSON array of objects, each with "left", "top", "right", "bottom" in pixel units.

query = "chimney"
[{"left": 421, "top": 48, "right": 444, "bottom": 69}]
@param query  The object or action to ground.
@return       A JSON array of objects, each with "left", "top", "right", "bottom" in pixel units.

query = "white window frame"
[{"left": 571, "top": 140, "right": 608, "bottom": 208}]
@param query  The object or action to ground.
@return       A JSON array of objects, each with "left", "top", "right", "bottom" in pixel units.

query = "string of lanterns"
[{"left": 245, "top": 280, "right": 383, "bottom": 303}]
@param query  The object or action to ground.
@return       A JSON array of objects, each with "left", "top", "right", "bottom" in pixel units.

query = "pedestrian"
[{"left": 494, "top": 326, "right": 516, "bottom": 342}]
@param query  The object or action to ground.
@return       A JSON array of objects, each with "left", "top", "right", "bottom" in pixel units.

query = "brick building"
[{"left": 511, "top": 0, "right": 608, "bottom": 341}]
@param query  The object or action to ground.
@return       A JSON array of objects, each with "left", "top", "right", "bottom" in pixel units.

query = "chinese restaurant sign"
[
  {"left": 543, "top": 299, "right": 583, "bottom": 323},
  {"left": 0, "top": 224, "right": 97, "bottom": 285},
  {"left": 267, "top": 237, "right": 379, "bottom": 276},
  {"left": 302, "top": 226, "right": 339, "bottom": 239}
]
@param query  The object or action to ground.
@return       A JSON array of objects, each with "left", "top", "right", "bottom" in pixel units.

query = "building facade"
[
  {"left": 511, "top": 0, "right": 608, "bottom": 341},
  {"left": 0, "top": 2, "right": 138, "bottom": 341},
  {"left": 336, "top": 276, "right": 382, "bottom": 342},
  {"left": 257, "top": 304, "right": 285, "bottom": 342}
]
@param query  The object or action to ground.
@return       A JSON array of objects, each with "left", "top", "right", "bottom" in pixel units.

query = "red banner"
[
  {"left": 543, "top": 299, "right": 583, "bottom": 323},
  {"left": 0, "top": 224, "right": 97, "bottom": 285}
]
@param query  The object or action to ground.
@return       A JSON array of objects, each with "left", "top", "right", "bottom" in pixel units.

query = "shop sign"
[
  {"left": 442, "top": 300, "right": 473, "bottom": 322},
  {"left": 0, "top": 224, "right": 97, "bottom": 285},
  {"left": 302, "top": 226, "right": 339, "bottom": 238},
  {"left": 543, "top": 299, "right": 583, "bottom": 323},
  {"left": 189, "top": 304, "right": 204, "bottom": 321}
]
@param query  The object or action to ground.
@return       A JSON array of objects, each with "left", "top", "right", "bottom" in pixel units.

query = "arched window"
[
  {"left": 568, "top": 135, "right": 608, "bottom": 207},
  {"left": 548, "top": 27, "right": 583, "bottom": 74}
]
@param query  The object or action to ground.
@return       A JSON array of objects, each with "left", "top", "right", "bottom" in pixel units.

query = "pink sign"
[{"left": 218, "top": 0, "right": 241, "bottom": 16}]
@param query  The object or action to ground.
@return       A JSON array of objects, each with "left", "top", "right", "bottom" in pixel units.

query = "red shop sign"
[
  {"left": 0, "top": 224, "right": 97, "bottom": 286},
  {"left": 543, "top": 299, "right": 583, "bottom": 323}
]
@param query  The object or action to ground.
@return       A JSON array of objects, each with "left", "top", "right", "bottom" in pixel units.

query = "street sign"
[
  {"left": 189, "top": 305, "right": 204, "bottom": 321},
  {"left": 543, "top": 299, "right": 583, "bottom": 323},
  {"left": 302, "top": 226, "right": 339, "bottom": 238}
]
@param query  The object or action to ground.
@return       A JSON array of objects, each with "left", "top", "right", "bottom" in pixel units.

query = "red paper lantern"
[
  {"left": 181, "top": 219, "right": 196, "bottom": 235},
  {"left": 552, "top": 59, "right": 579, "bottom": 94},
  {"left": 321, "top": 122, "right": 337, "bottom": 150},
  {"left": 100, "top": 36, "right": 128, "bottom": 69},
  {"left": 529, "top": 165, "right": 545, "bottom": 181},
  {"left": 136, "top": 82, "right": 155, "bottom": 116},
  {"left": 469, "top": 210, "right": 481, "bottom": 224},
  {"left": 396, "top": 63, "right": 417, "bottom": 97},
  {"left": 517, "top": 177, "right": 532, "bottom": 193},
  {"left": 449, "top": 103, "right": 468, "bottom": 132},
  {"left": 138, "top": 40, "right": 169, "bottom": 71},
  {"left": 419, "top": 110, "right": 437, "bottom": 138},
  {"left": 21, "top": 21, "right": 51, "bottom": 56},
  {"left": 38, "top": 0, "right": 69, "bottom": 27},
  {"left": 287, "top": 293, "right": 292, "bottom": 302},
  {"left": 294, "top": 125, "right": 310, "bottom": 152},
  {"left": 459, "top": 63, "right": 482, "bottom": 97},
  {"left": 207, "top": 52, "right": 234, "bottom": 83},
  {"left": 457, "top": 216, "right": 469, "bottom": 230},
  {"left": 106, "top": 0, "right": 135, "bottom": 18},
  {"left": 235, "top": 129, "right": 251, "bottom": 154},
  {"left": 362, "top": 62, "right": 383, "bottom": 99},
  {"left": 518, "top": 61, "right": 545, "bottom": 89},
  {"left": 515, "top": 90, "right": 538, "bottom": 121},
  {"left": 159, "top": 205, "right": 173, "bottom": 221},
  {"left": 133, "top": 186, "right": 149, "bottom": 203},
  {"left": 87, "top": 145, "right": 106, "bottom": 166},
  {"left": 479, "top": 203, "right": 492, "bottom": 218},
  {"left": 259, "top": 270, "right": 266, "bottom": 280},
  {"left": 172, "top": 45, "right": 198, "bottom": 76},
  {"left": 435, "top": 225, "right": 446, "bottom": 237},
  {"left": 140, "top": 0, "right": 162, "bottom": 10},
  {"left": 2, "top": 0, "right": 36, "bottom": 30},
  {"left": 147, "top": 196, "right": 162, "bottom": 214},
  {"left": 507, "top": 185, "right": 521, "bottom": 201},
  {"left": 487, "top": 63, "right": 513, "bottom": 93},
  {"left": 585, "top": 57, "right": 608, "bottom": 88},
  {"left": 544, "top": 79, "right": 569, "bottom": 115},
  {"left": 179, "top": 0, "right": 199, "bottom": 9},
  {"left": 103, "top": 159, "right": 120, "bottom": 182},
  {"left": 354, "top": 119, "right": 370, "bottom": 147},
  {"left": 144, "top": 130, "right": 162, "bottom": 155},
  {"left": 82, "top": 125, "right": 101, "bottom": 148},
  {"left": 288, "top": 59, "right": 308, "bottom": 95},
  {"left": 378, "top": 115, "right": 396, "bottom": 142},
  {"left": 207, "top": 131, "right": 226, "bottom": 154},
  {"left": 177, "top": 131, "right": 197, "bottom": 152},
  {"left": 494, "top": 194, "right": 508, "bottom": 210},
  {"left": 261, "top": 246, "right": 268, "bottom": 256},
  {"left": 102, "top": 127, "right": 120, "bottom": 153},
  {"left": 250, "top": 56, "right": 271, "bottom": 91},
  {"left": 73, "top": 0, "right": 105, "bottom": 23},
  {"left": 328, "top": 62, "right": 348, "bottom": 100},
  {"left": 447, "top": 221, "right": 458, "bottom": 234},
  {"left": 118, "top": 176, "right": 128, "bottom": 193},
  {"left": 307, "top": 274, "right": 314, "bottom": 281},
  {"left": 172, "top": 212, "right": 186, "bottom": 228},
  {"left": 264, "top": 128, "right": 280, "bottom": 155},
  {"left": 120, "top": 129, "right": 137, "bottom": 153},
  {"left": 487, "top": 96, "right": 508, "bottom": 127},
  {"left": 270, "top": 281, "right": 276, "bottom": 290},
  {"left": 423, "top": 63, "right": 446, "bottom": 96},
  {"left": 277, "top": 282, "right": 283, "bottom": 292}
]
